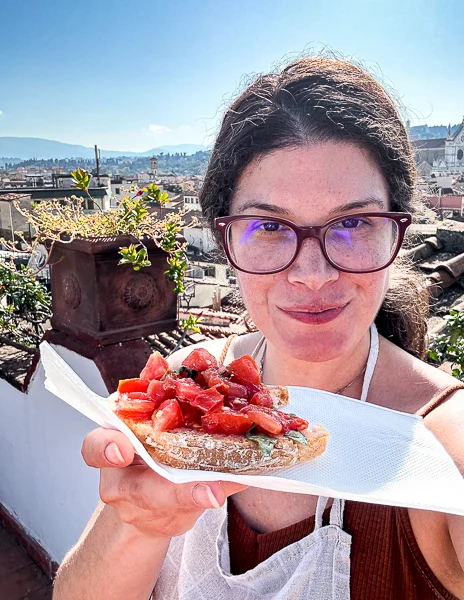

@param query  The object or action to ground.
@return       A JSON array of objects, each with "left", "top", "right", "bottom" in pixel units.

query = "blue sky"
[{"left": 1, "top": 0, "right": 463, "bottom": 151}]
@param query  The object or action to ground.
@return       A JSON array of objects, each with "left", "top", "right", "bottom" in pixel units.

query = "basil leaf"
[
  {"left": 246, "top": 426, "right": 277, "bottom": 456},
  {"left": 284, "top": 430, "right": 309, "bottom": 445}
]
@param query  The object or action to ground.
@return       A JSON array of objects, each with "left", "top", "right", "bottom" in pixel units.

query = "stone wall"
[{"left": 437, "top": 221, "right": 464, "bottom": 253}]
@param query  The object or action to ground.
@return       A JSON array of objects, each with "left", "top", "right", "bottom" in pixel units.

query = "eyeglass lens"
[{"left": 227, "top": 216, "right": 399, "bottom": 273}]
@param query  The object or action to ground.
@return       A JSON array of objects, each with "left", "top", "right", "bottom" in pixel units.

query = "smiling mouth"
[{"left": 278, "top": 304, "right": 348, "bottom": 325}]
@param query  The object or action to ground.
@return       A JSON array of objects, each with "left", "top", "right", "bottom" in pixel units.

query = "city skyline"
[{"left": 1, "top": 0, "right": 463, "bottom": 152}]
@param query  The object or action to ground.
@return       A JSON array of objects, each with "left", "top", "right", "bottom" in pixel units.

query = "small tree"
[
  {"left": 0, "top": 261, "right": 52, "bottom": 351},
  {"left": 428, "top": 310, "right": 464, "bottom": 380}
]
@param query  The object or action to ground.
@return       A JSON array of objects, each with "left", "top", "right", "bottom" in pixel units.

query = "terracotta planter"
[{"left": 48, "top": 236, "right": 177, "bottom": 345}]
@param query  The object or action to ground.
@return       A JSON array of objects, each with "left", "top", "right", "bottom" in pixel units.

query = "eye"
[
  {"left": 260, "top": 221, "right": 282, "bottom": 232},
  {"left": 339, "top": 218, "right": 368, "bottom": 229}
]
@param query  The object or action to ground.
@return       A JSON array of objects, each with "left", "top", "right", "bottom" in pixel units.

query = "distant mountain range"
[
  {"left": 0, "top": 137, "right": 208, "bottom": 160},
  {"left": 1, "top": 126, "right": 461, "bottom": 161}
]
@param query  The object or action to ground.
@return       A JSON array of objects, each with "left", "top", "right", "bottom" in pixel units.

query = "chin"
[{"left": 273, "top": 328, "right": 356, "bottom": 363}]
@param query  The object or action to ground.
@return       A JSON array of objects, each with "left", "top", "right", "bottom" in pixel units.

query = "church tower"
[{"left": 150, "top": 156, "right": 158, "bottom": 177}]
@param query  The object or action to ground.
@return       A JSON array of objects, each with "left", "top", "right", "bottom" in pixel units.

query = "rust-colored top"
[{"left": 228, "top": 384, "right": 464, "bottom": 599}]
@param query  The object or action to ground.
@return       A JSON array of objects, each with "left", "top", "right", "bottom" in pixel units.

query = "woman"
[{"left": 53, "top": 57, "right": 464, "bottom": 600}]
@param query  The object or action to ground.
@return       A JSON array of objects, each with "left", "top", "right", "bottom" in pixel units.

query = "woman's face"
[{"left": 229, "top": 143, "right": 391, "bottom": 362}]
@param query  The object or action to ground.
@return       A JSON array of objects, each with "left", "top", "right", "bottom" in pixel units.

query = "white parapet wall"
[{"left": 0, "top": 345, "right": 106, "bottom": 564}]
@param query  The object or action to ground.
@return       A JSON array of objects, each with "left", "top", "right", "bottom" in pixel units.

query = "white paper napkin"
[{"left": 40, "top": 341, "right": 464, "bottom": 516}]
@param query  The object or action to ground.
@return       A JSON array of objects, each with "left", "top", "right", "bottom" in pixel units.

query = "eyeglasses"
[{"left": 214, "top": 212, "right": 411, "bottom": 275}]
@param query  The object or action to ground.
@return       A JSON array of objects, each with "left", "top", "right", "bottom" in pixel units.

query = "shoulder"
[
  {"left": 422, "top": 388, "right": 464, "bottom": 475},
  {"left": 375, "top": 335, "right": 464, "bottom": 413},
  {"left": 166, "top": 332, "right": 263, "bottom": 371}
]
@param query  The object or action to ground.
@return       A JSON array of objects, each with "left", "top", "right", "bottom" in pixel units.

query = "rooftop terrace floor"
[{"left": 0, "top": 524, "right": 52, "bottom": 599}]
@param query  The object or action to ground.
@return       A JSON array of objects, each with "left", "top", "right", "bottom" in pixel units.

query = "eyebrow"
[
  {"left": 235, "top": 197, "right": 386, "bottom": 216},
  {"left": 235, "top": 201, "right": 292, "bottom": 215},
  {"left": 327, "top": 197, "right": 386, "bottom": 215}
]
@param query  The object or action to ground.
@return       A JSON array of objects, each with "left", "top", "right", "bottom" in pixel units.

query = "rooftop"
[{"left": 1, "top": 217, "right": 464, "bottom": 388}]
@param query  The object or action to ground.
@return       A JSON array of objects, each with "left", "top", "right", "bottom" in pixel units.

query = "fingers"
[
  {"left": 100, "top": 465, "right": 247, "bottom": 512},
  {"left": 82, "top": 428, "right": 135, "bottom": 468}
]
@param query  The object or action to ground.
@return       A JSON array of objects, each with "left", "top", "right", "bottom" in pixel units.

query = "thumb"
[{"left": 206, "top": 481, "right": 248, "bottom": 506}]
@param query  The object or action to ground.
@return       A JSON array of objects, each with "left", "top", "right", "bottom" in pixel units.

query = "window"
[
  {"left": 457, "top": 149, "right": 463, "bottom": 161},
  {"left": 115, "top": 187, "right": 120, "bottom": 195},
  {"left": 204, "top": 266, "right": 216, "bottom": 278}
]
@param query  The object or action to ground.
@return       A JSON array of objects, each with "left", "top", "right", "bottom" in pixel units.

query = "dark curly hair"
[{"left": 200, "top": 56, "right": 428, "bottom": 358}]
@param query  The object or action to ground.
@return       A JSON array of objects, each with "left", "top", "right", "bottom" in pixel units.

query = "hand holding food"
[{"left": 109, "top": 347, "right": 329, "bottom": 473}]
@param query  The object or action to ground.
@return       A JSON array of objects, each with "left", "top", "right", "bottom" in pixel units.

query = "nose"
[{"left": 286, "top": 238, "right": 339, "bottom": 290}]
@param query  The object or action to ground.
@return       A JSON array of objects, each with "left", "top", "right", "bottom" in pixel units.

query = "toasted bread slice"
[
  {"left": 140, "top": 423, "right": 328, "bottom": 473},
  {"left": 109, "top": 392, "right": 328, "bottom": 474}
]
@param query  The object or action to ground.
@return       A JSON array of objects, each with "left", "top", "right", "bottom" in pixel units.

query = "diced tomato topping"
[
  {"left": 152, "top": 399, "right": 184, "bottom": 432},
  {"left": 201, "top": 411, "right": 253, "bottom": 435},
  {"left": 225, "top": 381, "right": 248, "bottom": 399},
  {"left": 140, "top": 352, "right": 169, "bottom": 381},
  {"left": 117, "top": 378, "right": 150, "bottom": 394},
  {"left": 276, "top": 412, "right": 309, "bottom": 433},
  {"left": 116, "top": 392, "right": 156, "bottom": 420},
  {"left": 250, "top": 388, "right": 273, "bottom": 408},
  {"left": 162, "top": 373, "right": 178, "bottom": 394},
  {"left": 240, "top": 405, "right": 283, "bottom": 435},
  {"left": 179, "top": 400, "right": 203, "bottom": 427},
  {"left": 190, "top": 387, "right": 224, "bottom": 413},
  {"left": 227, "top": 355, "right": 261, "bottom": 386},
  {"left": 240, "top": 381, "right": 260, "bottom": 400},
  {"left": 147, "top": 379, "right": 175, "bottom": 408},
  {"left": 182, "top": 348, "right": 218, "bottom": 372},
  {"left": 225, "top": 397, "right": 249, "bottom": 411},
  {"left": 241, "top": 405, "right": 308, "bottom": 433},
  {"left": 202, "top": 368, "right": 224, "bottom": 389},
  {"left": 175, "top": 378, "right": 204, "bottom": 402},
  {"left": 194, "top": 373, "right": 207, "bottom": 387}
]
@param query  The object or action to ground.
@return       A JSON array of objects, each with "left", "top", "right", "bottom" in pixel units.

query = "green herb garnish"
[
  {"left": 178, "top": 366, "right": 199, "bottom": 380},
  {"left": 246, "top": 425, "right": 278, "bottom": 455},
  {"left": 284, "top": 430, "right": 309, "bottom": 445}
]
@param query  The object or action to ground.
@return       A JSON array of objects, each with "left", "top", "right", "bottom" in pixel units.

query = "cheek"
[
  {"left": 236, "top": 273, "right": 272, "bottom": 314},
  {"left": 351, "top": 269, "right": 389, "bottom": 312}
]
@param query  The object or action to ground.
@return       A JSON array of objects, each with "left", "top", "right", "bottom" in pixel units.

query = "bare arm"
[
  {"left": 53, "top": 429, "right": 245, "bottom": 600},
  {"left": 53, "top": 502, "right": 170, "bottom": 600}
]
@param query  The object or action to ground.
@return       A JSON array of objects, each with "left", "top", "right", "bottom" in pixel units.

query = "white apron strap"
[
  {"left": 329, "top": 498, "right": 345, "bottom": 528},
  {"left": 315, "top": 497, "right": 346, "bottom": 530},
  {"left": 360, "top": 323, "right": 379, "bottom": 403},
  {"left": 314, "top": 495, "right": 330, "bottom": 530}
]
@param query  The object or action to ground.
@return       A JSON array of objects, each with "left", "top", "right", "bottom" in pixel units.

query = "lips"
[{"left": 278, "top": 303, "right": 348, "bottom": 325}]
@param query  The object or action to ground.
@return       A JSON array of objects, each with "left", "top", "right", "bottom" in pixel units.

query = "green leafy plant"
[
  {"left": 168, "top": 314, "right": 203, "bottom": 356},
  {"left": 180, "top": 314, "right": 202, "bottom": 334},
  {"left": 1, "top": 169, "right": 196, "bottom": 294},
  {"left": 0, "top": 261, "right": 52, "bottom": 351},
  {"left": 428, "top": 310, "right": 464, "bottom": 379}
]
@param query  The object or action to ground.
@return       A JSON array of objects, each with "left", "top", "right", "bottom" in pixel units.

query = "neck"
[{"left": 261, "top": 330, "right": 371, "bottom": 398}]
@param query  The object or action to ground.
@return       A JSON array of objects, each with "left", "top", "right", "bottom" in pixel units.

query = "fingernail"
[
  {"left": 104, "top": 442, "right": 125, "bottom": 465},
  {"left": 192, "top": 484, "right": 221, "bottom": 509}
]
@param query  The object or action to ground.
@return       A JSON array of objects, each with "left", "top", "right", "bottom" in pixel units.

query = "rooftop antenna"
[{"left": 94, "top": 144, "right": 101, "bottom": 186}]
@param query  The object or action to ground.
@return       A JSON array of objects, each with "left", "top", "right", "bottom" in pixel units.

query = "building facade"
[{"left": 413, "top": 120, "right": 464, "bottom": 174}]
